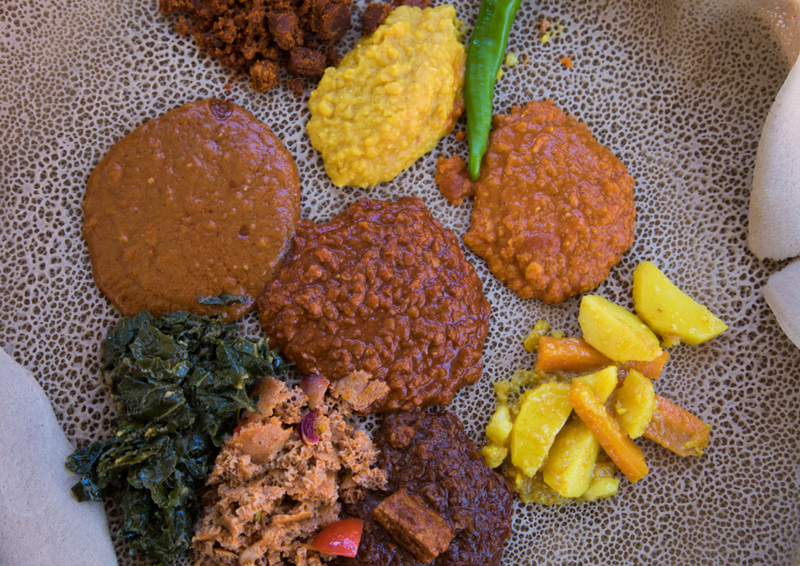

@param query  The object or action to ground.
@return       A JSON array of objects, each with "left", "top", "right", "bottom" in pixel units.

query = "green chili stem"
[{"left": 465, "top": 0, "right": 525, "bottom": 180}]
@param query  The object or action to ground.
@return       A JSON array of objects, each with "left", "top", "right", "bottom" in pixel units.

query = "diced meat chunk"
[
  {"left": 250, "top": 59, "right": 281, "bottom": 92},
  {"left": 268, "top": 11, "right": 304, "bottom": 50},
  {"left": 362, "top": 3, "right": 393, "bottom": 36},
  {"left": 287, "top": 77, "right": 306, "bottom": 96},
  {"left": 372, "top": 488, "right": 455, "bottom": 562},
  {"left": 287, "top": 47, "right": 328, "bottom": 76},
  {"left": 312, "top": 0, "right": 352, "bottom": 42},
  {"left": 325, "top": 48, "right": 343, "bottom": 68}
]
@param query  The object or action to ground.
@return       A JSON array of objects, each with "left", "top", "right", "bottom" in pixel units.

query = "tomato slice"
[{"left": 308, "top": 518, "right": 364, "bottom": 557}]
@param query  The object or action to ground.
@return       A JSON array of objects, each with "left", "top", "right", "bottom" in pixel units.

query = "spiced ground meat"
[
  {"left": 159, "top": 0, "right": 352, "bottom": 92},
  {"left": 332, "top": 411, "right": 515, "bottom": 566},
  {"left": 257, "top": 197, "right": 491, "bottom": 413},
  {"left": 462, "top": 100, "right": 636, "bottom": 303}
]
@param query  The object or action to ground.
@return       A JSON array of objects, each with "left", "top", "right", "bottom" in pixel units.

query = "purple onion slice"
[
  {"left": 301, "top": 374, "right": 330, "bottom": 410},
  {"left": 300, "top": 409, "right": 319, "bottom": 445}
]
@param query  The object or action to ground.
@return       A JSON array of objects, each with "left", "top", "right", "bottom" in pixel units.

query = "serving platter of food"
[{"left": 2, "top": 0, "right": 800, "bottom": 564}]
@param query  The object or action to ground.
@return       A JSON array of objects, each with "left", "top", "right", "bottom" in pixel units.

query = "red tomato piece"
[{"left": 308, "top": 518, "right": 364, "bottom": 557}]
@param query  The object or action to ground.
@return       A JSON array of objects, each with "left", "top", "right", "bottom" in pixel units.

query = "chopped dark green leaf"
[
  {"left": 66, "top": 311, "right": 285, "bottom": 563},
  {"left": 197, "top": 292, "right": 249, "bottom": 306}
]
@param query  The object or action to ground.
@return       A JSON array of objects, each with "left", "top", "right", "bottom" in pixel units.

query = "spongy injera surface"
[{"left": 2, "top": 0, "right": 800, "bottom": 564}]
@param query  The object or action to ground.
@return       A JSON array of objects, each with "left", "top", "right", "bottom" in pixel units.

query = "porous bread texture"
[
  {"left": 2, "top": 0, "right": 800, "bottom": 565},
  {"left": 748, "top": 59, "right": 800, "bottom": 260},
  {"left": 0, "top": 349, "right": 117, "bottom": 566}
]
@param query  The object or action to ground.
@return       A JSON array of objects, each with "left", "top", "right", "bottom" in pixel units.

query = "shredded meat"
[
  {"left": 193, "top": 377, "right": 387, "bottom": 566},
  {"left": 329, "top": 371, "right": 390, "bottom": 413}
]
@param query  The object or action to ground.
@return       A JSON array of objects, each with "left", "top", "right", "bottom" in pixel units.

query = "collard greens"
[{"left": 66, "top": 311, "right": 286, "bottom": 562}]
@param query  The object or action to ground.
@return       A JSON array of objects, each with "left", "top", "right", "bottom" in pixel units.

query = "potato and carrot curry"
[{"left": 481, "top": 261, "right": 725, "bottom": 503}]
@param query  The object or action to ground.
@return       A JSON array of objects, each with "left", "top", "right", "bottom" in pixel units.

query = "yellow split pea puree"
[{"left": 307, "top": 5, "right": 465, "bottom": 188}]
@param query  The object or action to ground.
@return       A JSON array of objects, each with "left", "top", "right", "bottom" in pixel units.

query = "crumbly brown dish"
[
  {"left": 159, "top": 0, "right": 351, "bottom": 92},
  {"left": 331, "top": 411, "right": 515, "bottom": 566},
  {"left": 83, "top": 98, "right": 301, "bottom": 321},
  {"left": 193, "top": 377, "right": 387, "bottom": 566},
  {"left": 462, "top": 100, "right": 636, "bottom": 303},
  {"left": 435, "top": 155, "right": 475, "bottom": 206},
  {"left": 360, "top": 3, "right": 393, "bottom": 36},
  {"left": 257, "top": 197, "right": 491, "bottom": 413}
]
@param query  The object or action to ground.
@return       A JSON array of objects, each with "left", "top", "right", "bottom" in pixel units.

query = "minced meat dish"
[
  {"left": 159, "top": 0, "right": 352, "bottom": 92},
  {"left": 462, "top": 100, "right": 636, "bottom": 303},
  {"left": 332, "top": 411, "right": 515, "bottom": 566},
  {"left": 192, "top": 377, "right": 387, "bottom": 566},
  {"left": 257, "top": 197, "right": 491, "bottom": 413}
]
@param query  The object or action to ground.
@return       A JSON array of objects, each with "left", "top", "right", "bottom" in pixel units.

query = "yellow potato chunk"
[
  {"left": 579, "top": 295, "right": 663, "bottom": 362},
  {"left": 542, "top": 419, "right": 601, "bottom": 497},
  {"left": 632, "top": 261, "right": 728, "bottom": 346},
  {"left": 510, "top": 382, "right": 572, "bottom": 477},
  {"left": 580, "top": 456, "right": 620, "bottom": 502},
  {"left": 480, "top": 444, "right": 508, "bottom": 469},
  {"left": 614, "top": 369, "right": 656, "bottom": 439},
  {"left": 485, "top": 403, "right": 513, "bottom": 446},
  {"left": 575, "top": 366, "right": 618, "bottom": 402},
  {"left": 542, "top": 367, "right": 618, "bottom": 497}
]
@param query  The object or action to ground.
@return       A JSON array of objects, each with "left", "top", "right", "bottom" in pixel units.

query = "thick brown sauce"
[
  {"left": 83, "top": 98, "right": 301, "bottom": 320},
  {"left": 332, "top": 411, "right": 515, "bottom": 566}
]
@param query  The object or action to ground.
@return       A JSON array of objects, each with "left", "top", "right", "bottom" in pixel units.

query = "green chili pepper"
[{"left": 465, "top": 0, "right": 525, "bottom": 180}]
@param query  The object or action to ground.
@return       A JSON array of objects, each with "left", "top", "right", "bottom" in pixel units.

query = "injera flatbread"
[
  {"left": 764, "top": 260, "right": 800, "bottom": 349},
  {"left": 0, "top": 348, "right": 117, "bottom": 566},
  {"left": 3, "top": 0, "right": 800, "bottom": 565},
  {"left": 749, "top": 56, "right": 800, "bottom": 260}
]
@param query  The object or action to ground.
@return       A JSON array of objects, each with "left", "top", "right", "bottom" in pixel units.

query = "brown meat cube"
[
  {"left": 250, "top": 59, "right": 281, "bottom": 92},
  {"left": 373, "top": 488, "right": 454, "bottom": 562},
  {"left": 287, "top": 77, "right": 306, "bottom": 96},
  {"left": 268, "top": 11, "right": 303, "bottom": 50},
  {"left": 435, "top": 155, "right": 475, "bottom": 206},
  {"left": 287, "top": 47, "right": 327, "bottom": 77},
  {"left": 362, "top": 3, "right": 393, "bottom": 36},
  {"left": 325, "top": 48, "right": 343, "bottom": 68},
  {"left": 312, "top": 0, "right": 352, "bottom": 42},
  {"left": 394, "top": 0, "right": 430, "bottom": 8}
]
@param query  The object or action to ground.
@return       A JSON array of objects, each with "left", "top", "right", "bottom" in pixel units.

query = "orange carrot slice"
[
  {"left": 535, "top": 337, "right": 611, "bottom": 374},
  {"left": 536, "top": 337, "right": 670, "bottom": 381},
  {"left": 644, "top": 395, "right": 711, "bottom": 457},
  {"left": 621, "top": 350, "right": 670, "bottom": 381},
  {"left": 569, "top": 380, "right": 649, "bottom": 483}
]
